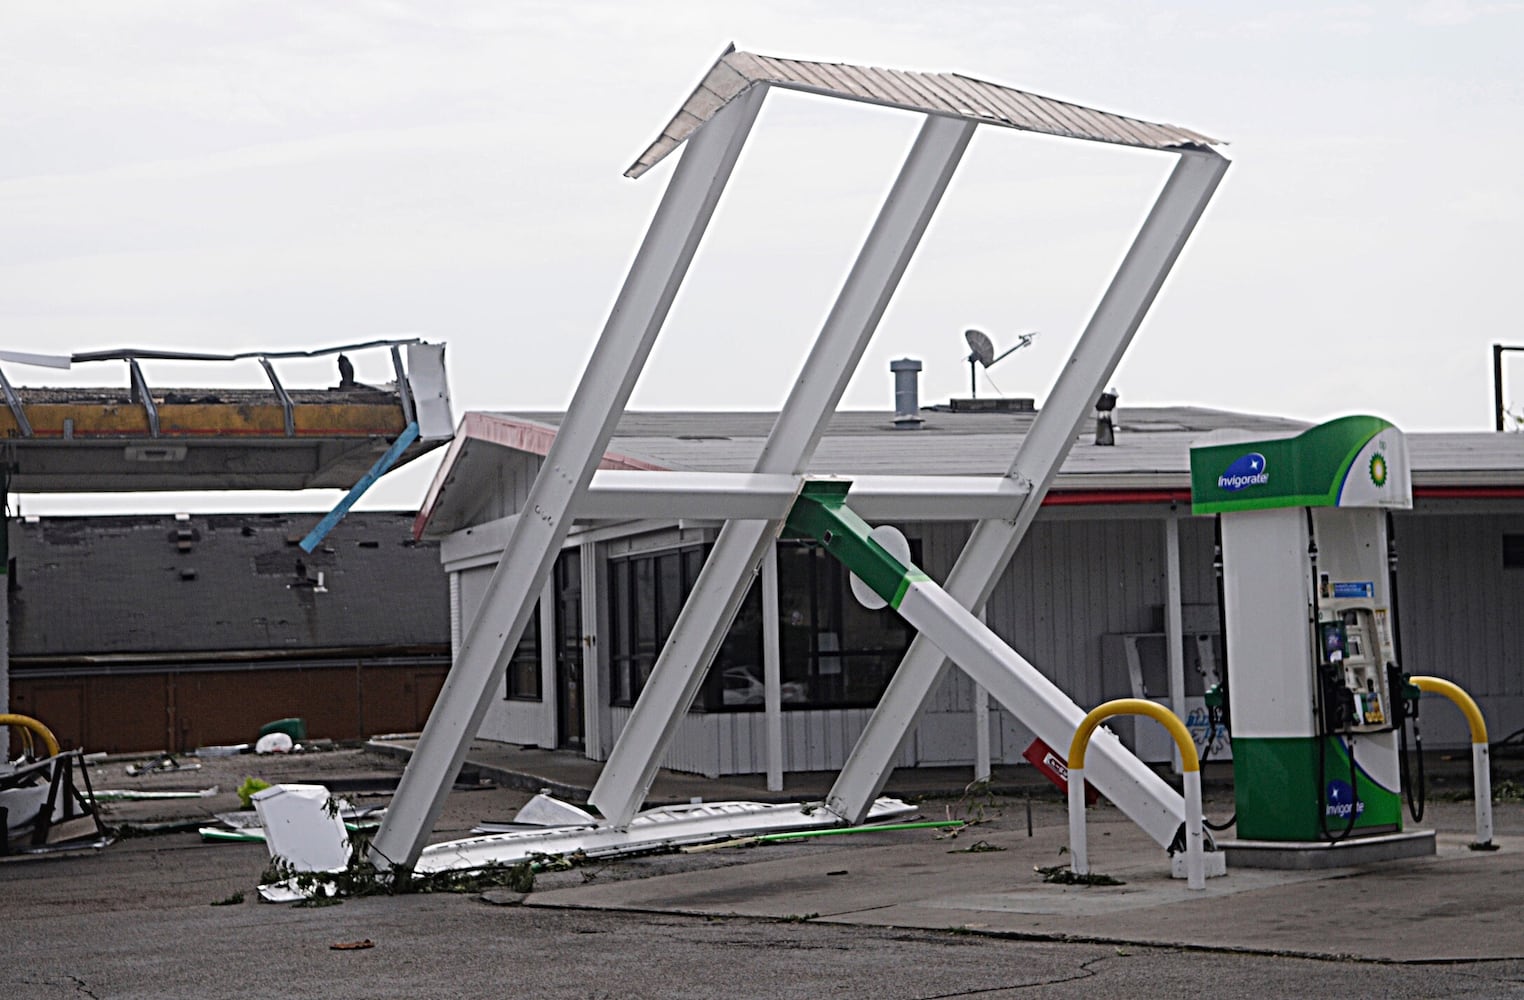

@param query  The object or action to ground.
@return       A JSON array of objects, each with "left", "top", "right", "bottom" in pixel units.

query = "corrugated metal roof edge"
[{"left": 625, "top": 48, "right": 1222, "bottom": 179}]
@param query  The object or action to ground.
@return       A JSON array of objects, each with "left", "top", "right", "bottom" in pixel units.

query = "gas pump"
[{"left": 1190, "top": 416, "right": 1435, "bottom": 863}]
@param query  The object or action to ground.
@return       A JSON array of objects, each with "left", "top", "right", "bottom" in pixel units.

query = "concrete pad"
[
  {"left": 528, "top": 817, "right": 1524, "bottom": 963},
  {"left": 1224, "top": 828, "right": 1436, "bottom": 869}
]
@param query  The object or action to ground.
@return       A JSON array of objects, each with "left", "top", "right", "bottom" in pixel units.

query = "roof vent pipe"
[
  {"left": 891, "top": 358, "right": 925, "bottom": 430},
  {"left": 1094, "top": 388, "right": 1118, "bottom": 446}
]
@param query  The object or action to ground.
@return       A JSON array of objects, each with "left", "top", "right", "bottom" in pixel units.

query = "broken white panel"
[
  {"left": 513, "top": 792, "right": 597, "bottom": 827},
  {"left": 415, "top": 796, "right": 916, "bottom": 875},
  {"left": 253, "top": 783, "right": 350, "bottom": 875},
  {"left": 407, "top": 342, "right": 455, "bottom": 442}
]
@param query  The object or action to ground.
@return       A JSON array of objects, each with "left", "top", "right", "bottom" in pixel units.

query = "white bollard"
[
  {"left": 1183, "top": 769, "right": 1205, "bottom": 890},
  {"left": 1473, "top": 741, "right": 1493, "bottom": 847},
  {"left": 1068, "top": 766, "right": 1089, "bottom": 876}
]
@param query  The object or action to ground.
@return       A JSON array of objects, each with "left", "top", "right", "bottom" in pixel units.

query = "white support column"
[
  {"left": 762, "top": 541, "right": 784, "bottom": 792},
  {"left": 589, "top": 113, "right": 977, "bottom": 827},
  {"left": 580, "top": 540, "right": 602, "bottom": 761},
  {"left": 448, "top": 572, "right": 462, "bottom": 660},
  {"left": 1164, "top": 513, "right": 1186, "bottom": 774},
  {"left": 973, "top": 684, "right": 991, "bottom": 783},
  {"left": 370, "top": 87, "right": 768, "bottom": 871},
  {"left": 538, "top": 578, "right": 557, "bottom": 750},
  {"left": 973, "top": 607, "right": 990, "bottom": 783},
  {"left": 828, "top": 148, "right": 1230, "bottom": 824}
]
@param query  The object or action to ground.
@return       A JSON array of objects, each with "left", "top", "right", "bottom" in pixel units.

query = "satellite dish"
[
  {"left": 0, "top": 350, "right": 71, "bottom": 369},
  {"left": 964, "top": 329, "right": 995, "bottom": 368},
  {"left": 962, "top": 328, "right": 1037, "bottom": 399},
  {"left": 849, "top": 524, "right": 913, "bottom": 611}
]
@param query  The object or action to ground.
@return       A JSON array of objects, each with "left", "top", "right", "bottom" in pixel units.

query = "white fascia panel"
[{"left": 578, "top": 471, "right": 1031, "bottom": 522}]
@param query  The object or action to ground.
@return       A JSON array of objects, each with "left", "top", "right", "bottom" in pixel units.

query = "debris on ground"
[
  {"left": 94, "top": 787, "right": 219, "bottom": 801},
  {"left": 125, "top": 754, "right": 201, "bottom": 777},
  {"left": 1035, "top": 864, "right": 1125, "bottom": 886}
]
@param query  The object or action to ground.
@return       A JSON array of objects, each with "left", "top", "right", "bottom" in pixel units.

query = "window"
[
  {"left": 505, "top": 601, "right": 542, "bottom": 701},
  {"left": 1505, "top": 534, "right": 1524, "bottom": 569},
  {"left": 608, "top": 538, "right": 917, "bottom": 712},
  {"left": 609, "top": 544, "right": 724, "bottom": 707},
  {"left": 765, "top": 540, "right": 917, "bottom": 710}
]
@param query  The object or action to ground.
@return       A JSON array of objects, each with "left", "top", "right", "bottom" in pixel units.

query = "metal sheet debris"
[
  {"left": 417, "top": 796, "right": 917, "bottom": 875},
  {"left": 1, "top": 750, "right": 113, "bottom": 854},
  {"left": 254, "top": 784, "right": 352, "bottom": 901},
  {"left": 94, "top": 787, "right": 219, "bottom": 801}
]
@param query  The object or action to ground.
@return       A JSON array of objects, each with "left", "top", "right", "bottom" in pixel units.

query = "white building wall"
[
  {"left": 458, "top": 562, "right": 551, "bottom": 749},
  {"left": 1392, "top": 508, "right": 1524, "bottom": 747}
]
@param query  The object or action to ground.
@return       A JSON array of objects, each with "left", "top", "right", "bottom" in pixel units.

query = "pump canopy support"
[{"left": 375, "top": 49, "right": 1229, "bottom": 875}]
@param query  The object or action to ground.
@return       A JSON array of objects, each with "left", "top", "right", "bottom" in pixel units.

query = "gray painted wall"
[{"left": 1393, "top": 509, "right": 1524, "bottom": 747}]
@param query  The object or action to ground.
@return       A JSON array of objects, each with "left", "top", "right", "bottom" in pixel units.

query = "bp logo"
[
  {"left": 1369, "top": 451, "right": 1388, "bottom": 488},
  {"left": 1217, "top": 452, "right": 1269, "bottom": 492}
]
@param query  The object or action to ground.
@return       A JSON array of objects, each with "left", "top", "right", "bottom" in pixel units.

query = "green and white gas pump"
[{"left": 1191, "top": 416, "right": 1432, "bottom": 857}]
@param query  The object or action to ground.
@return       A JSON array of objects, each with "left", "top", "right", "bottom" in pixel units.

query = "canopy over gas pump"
[{"left": 1191, "top": 415, "right": 1437, "bottom": 868}]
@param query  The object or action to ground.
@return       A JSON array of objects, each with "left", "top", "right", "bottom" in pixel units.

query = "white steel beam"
[
  {"left": 896, "top": 569, "right": 1186, "bottom": 847},
  {"left": 827, "top": 148, "right": 1230, "bottom": 823},
  {"left": 578, "top": 470, "right": 1032, "bottom": 522},
  {"left": 370, "top": 86, "right": 768, "bottom": 871},
  {"left": 588, "top": 114, "right": 977, "bottom": 827}
]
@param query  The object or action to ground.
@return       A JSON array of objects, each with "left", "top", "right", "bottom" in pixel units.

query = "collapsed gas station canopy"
[{"left": 0, "top": 340, "right": 453, "bottom": 492}]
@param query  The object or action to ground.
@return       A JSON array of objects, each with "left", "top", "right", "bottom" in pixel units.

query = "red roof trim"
[
  {"left": 1413, "top": 485, "right": 1524, "bottom": 500},
  {"left": 1042, "top": 489, "right": 1192, "bottom": 506}
]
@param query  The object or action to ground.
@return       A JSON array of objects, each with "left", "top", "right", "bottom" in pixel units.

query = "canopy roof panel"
[{"left": 627, "top": 47, "right": 1223, "bottom": 178}]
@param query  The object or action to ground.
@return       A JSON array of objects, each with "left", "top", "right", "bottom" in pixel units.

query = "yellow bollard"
[
  {"left": 1068, "top": 698, "right": 1206, "bottom": 889},
  {"left": 1410, "top": 677, "right": 1492, "bottom": 847}
]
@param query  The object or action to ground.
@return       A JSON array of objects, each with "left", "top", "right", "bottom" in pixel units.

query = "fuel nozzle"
[{"left": 1388, "top": 662, "right": 1420, "bottom": 724}]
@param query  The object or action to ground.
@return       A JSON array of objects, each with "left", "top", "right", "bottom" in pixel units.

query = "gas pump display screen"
[{"left": 1321, "top": 622, "right": 1347, "bottom": 663}]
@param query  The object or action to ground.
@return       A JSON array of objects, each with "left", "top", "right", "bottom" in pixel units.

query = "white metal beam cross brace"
[
  {"left": 370, "top": 86, "right": 769, "bottom": 871},
  {"left": 827, "top": 148, "right": 1229, "bottom": 830},
  {"left": 589, "top": 112, "right": 977, "bottom": 827},
  {"left": 375, "top": 53, "right": 1229, "bottom": 872}
]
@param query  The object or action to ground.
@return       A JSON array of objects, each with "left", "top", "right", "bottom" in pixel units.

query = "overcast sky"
[{"left": 3, "top": 1, "right": 1521, "bottom": 515}]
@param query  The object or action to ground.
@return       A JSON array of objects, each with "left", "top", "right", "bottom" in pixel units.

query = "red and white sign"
[{"left": 1023, "top": 738, "right": 1100, "bottom": 806}]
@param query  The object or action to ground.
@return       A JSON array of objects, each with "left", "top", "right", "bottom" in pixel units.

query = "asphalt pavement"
[{"left": 6, "top": 742, "right": 1524, "bottom": 998}]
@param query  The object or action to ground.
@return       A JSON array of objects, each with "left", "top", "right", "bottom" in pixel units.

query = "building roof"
[
  {"left": 488, "top": 406, "right": 1307, "bottom": 476},
  {"left": 10, "top": 511, "right": 447, "bottom": 662},
  {"left": 628, "top": 48, "right": 1221, "bottom": 178},
  {"left": 416, "top": 406, "right": 1524, "bottom": 537}
]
